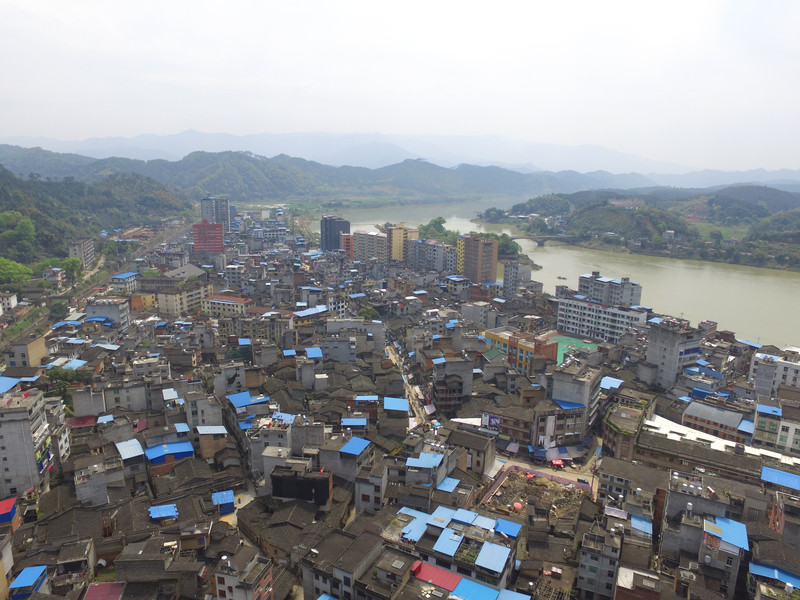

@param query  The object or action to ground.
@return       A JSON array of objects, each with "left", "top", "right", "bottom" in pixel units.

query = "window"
[{"left": 361, "top": 494, "right": 370, "bottom": 502}]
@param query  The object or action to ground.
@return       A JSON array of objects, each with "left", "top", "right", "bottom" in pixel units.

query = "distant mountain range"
[
  {"left": 1, "top": 137, "right": 800, "bottom": 204},
  {"left": 1, "top": 130, "right": 687, "bottom": 173}
]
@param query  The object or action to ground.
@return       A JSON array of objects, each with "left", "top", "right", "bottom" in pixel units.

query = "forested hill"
[
  {"left": 0, "top": 166, "right": 189, "bottom": 263},
  {"left": 0, "top": 145, "right": 654, "bottom": 202}
]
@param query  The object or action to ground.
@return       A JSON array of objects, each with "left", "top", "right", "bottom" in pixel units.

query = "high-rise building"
[
  {"left": 68, "top": 238, "right": 95, "bottom": 268},
  {"left": 193, "top": 219, "right": 224, "bottom": 253},
  {"left": 200, "top": 197, "right": 230, "bottom": 232},
  {"left": 557, "top": 298, "right": 648, "bottom": 343},
  {"left": 320, "top": 215, "right": 350, "bottom": 252},
  {"left": 643, "top": 318, "right": 703, "bottom": 390},
  {"left": 502, "top": 260, "right": 532, "bottom": 297},
  {"left": 0, "top": 388, "right": 51, "bottom": 497},
  {"left": 578, "top": 271, "right": 642, "bottom": 307},
  {"left": 351, "top": 230, "right": 388, "bottom": 263},
  {"left": 386, "top": 223, "right": 418, "bottom": 261},
  {"left": 459, "top": 234, "right": 498, "bottom": 283}
]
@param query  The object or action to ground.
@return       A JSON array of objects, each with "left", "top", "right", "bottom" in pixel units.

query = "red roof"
[
  {"left": 133, "top": 418, "right": 148, "bottom": 433},
  {"left": 0, "top": 496, "right": 16, "bottom": 515},
  {"left": 411, "top": 560, "right": 462, "bottom": 591},
  {"left": 85, "top": 583, "right": 127, "bottom": 600},
  {"left": 65, "top": 415, "right": 96, "bottom": 428}
]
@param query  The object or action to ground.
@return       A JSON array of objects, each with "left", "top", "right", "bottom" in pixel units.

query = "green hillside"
[{"left": 0, "top": 166, "right": 190, "bottom": 263}]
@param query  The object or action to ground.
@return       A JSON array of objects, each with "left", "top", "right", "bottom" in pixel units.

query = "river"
[{"left": 317, "top": 200, "right": 800, "bottom": 347}]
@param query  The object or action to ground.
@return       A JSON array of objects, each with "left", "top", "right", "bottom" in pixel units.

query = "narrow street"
[{"left": 385, "top": 344, "right": 428, "bottom": 428}]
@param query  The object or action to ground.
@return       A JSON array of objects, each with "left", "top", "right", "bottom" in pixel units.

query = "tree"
[
  {"left": 359, "top": 307, "right": 380, "bottom": 320},
  {"left": 61, "top": 257, "right": 82, "bottom": 283},
  {"left": 0, "top": 257, "right": 32, "bottom": 285},
  {"left": 49, "top": 301, "right": 69, "bottom": 321}
]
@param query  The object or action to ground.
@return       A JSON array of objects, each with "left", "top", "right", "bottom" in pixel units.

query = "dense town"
[{"left": 1, "top": 198, "right": 799, "bottom": 600}]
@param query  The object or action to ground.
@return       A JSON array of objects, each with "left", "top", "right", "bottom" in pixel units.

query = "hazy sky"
[{"left": 2, "top": 1, "right": 799, "bottom": 170}]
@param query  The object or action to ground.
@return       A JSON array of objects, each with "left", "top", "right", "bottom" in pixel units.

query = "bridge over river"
[{"left": 509, "top": 234, "right": 581, "bottom": 246}]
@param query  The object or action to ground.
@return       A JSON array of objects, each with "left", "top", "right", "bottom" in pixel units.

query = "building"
[
  {"left": 551, "top": 358, "right": 603, "bottom": 429},
  {"left": 214, "top": 546, "right": 273, "bottom": 600},
  {"left": 642, "top": 318, "right": 703, "bottom": 390},
  {"left": 749, "top": 349, "right": 800, "bottom": 399},
  {"left": 3, "top": 334, "right": 47, "bottom": 369},
  {"left": 193, "top": 219, "right": 225, "bottom": 253},
  {"left": 320, "top": 215, "right": 350, "bottom": 252},
  {"left": 156, "top": 281, "right": 213, "bottom": 317},
  {"left": 351, "top": 230, "right": 388, "bottom": 263},
  {"left": 109, "top": 272, "right": 138, "bottom": 294},
  {"left": 85, "top": 298, "right": 130, "bottom": 329},
  {"left": 557, "top": 298, "right": 648, "bottom": 343},
  {"left": 578, "top": 271, "right": 642, "bottom": 307},
  {"left": 0, "top": 389, "right": 51, "bottom": 497},
  {"left": 386, "top": 222, "right": 418, "bottom": 261},
  {"left": 577, "top": 521, "right": 621, "bottom": 599},
  {"left": 502, "top": 260, "right": 532, "bottom": 297},
  {"left": 201, "top": 295, "right": 253, "bottom": 318},
  {"left": 459, "top": 234, "right": 498, "bottom": 284},
  {"left": 482, "top": 326, "right": 559, "bottom": 376},
  {"left": 201, "top": 196, "right": 231, "bottom": 231},
  {"left": 68, "top": 238, "right": 95, "bottom": 268}
]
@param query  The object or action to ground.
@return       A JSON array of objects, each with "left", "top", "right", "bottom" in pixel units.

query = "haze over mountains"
[
  {"left": 2, "top": 130, "right": 800, "bottom": 191},
  {"left": 2, "top": 132, "right": 800, "bottom": 198}
]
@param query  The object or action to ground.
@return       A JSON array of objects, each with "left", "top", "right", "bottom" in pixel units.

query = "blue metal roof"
[
  {"left": 239, "top": 422, "right": 253, "bottom": 430},
  {"left": 497, "top": 590, "right": 531, "bottom": 600},
  {"left": 283, "top": 349, "right": 297, "bottom": 357},
  {"left": 762, "top": 465, "right": 800, "bottom": 492},
  {"left": 427, "top": 506, "right": 456, "bottom": 528},
  {"left": 355, "top": 395, "right": 378, "bottom": 403},
  {"left": 494, "top": 518, "right": 522, "bottom": 538},
  {"left": 432, "top": 357, "right": 446, "bottom": 364},
  {"left": 97, "top": 415, "right": 114, "bottom": 424},
  {"left": 115, "top": 439, "right": 144, "bottom": 460},
  {"left": 738, "top": 339, "right": 763, "bottom": 348},
  {"left": 149, "top": 504, "right": 178, "bottom": 519},
  {"left": 111, "top": 272, "right": 137, "bottom": 279},
  {"left": 473, "top": 515, "right": 496, "bottom": 531},
  {"left": 227, "top": 392, "right": 271, "bottom": 409},
  {"left": 704, "top": 517, "right": 748, "bottom": 550},
  {"left": 0, "top": 377, "right": 20, "bottom": 394},
  {"left": 384, "top": 397, "right": 409, "bottom": 412},
  {"left": 144, "top": 441, "right": 194, "bottom": 461},
  {"left": 197, "top": 425, "right": 227, "bottom": 435},
  {"left": 475, "top": 541, "right": 510, "bottom": 573},
  {"left": 212, "top": 490, "right": 235, "bottom": 505},
  {"left": 174, "top": 423, "right": 190, "bottom": 433},
  {"left": 9, "top": 565, "right": 47, "bottom": 589},
  {"left": 305, "top": 347, "right": 323, "bottom": 358},
  {"left": 407, "top": 453, "right": 444, "bottom": 469},
  {"left": 437, "top": 477, "right": 459, "bottom": 493},
  {"left": 340, "top": 436, "right": 370, "bottom": 455},
  {"left": 294, "top": 305, "right": 328, "bottom": 318},
  {"left": 631, "top": 515, "right": 653, "bottom": 535},
  {"left": 452, "top": 577, "right": 499, "bottom": 600},
  {"left": 238, "top": 338, "right": 251, "bottom": 346},
  {"left": 738, "top": 419, "right": 755, "bottom": 434},
  {"left": 433, "top": 528, "right": 463, "bottom": 556},
  {"left": 750, "top": 562, "right": 800, "bottom": 589},
  {"left": 342, "top": 417, "right": 367, "bottom": 427},
  {"left": 553, "top": 399, "right": 584, "bottom": 410},
  {"left": 757, "top": 404, "right": 782, "bottom": 416},
  {"left": 272, "top": 411, "right": 296, "bottom": 423},
  {"left": 452, "top": 509, "right": 478, "bottom": 524},
  {"left": 600, "top": 376, "right": 624, "bottom": 390}
]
